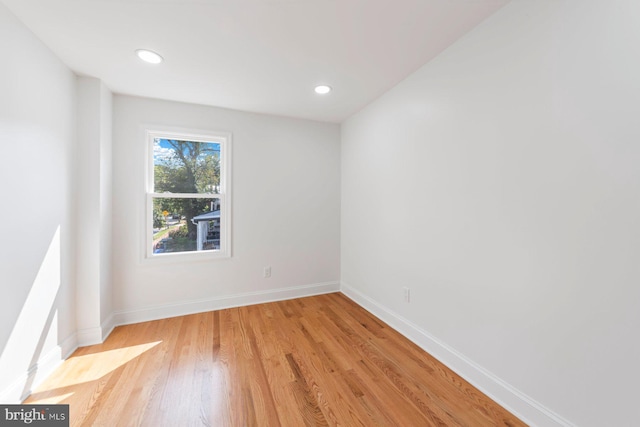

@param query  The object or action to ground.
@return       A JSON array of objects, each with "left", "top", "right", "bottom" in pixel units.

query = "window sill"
[{"left": 142, "top": 249, "right": 231, "bottom": 265}]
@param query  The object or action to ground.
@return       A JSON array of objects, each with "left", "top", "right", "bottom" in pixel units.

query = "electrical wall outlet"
[
  {"left": 403, "top": 287, "right": 410, "bottom": 303},
  {"left": 264, "top": 266, "right": 271, "bottom": 278}
]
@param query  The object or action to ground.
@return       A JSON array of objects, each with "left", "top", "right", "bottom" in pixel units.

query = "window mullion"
[{"left": 150, "top": 193, "right": 220, "bottom": 199}]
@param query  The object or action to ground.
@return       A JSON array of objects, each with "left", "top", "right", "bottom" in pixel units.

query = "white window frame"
[{"left": 145, "top": 129, "right": 232, "bottom": 261}]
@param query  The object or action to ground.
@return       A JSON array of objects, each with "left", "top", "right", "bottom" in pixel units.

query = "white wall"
[
  {"left": 0, "top": 3, "right": 77, "bottom": 402},
  {"left": 99, "top": 82, "right": 113, "bottom": 331},
  {"left": 76, "top": 77, "right": 113, "bottom": 344},
  {"left": 112, "top": 95, "right": 340, "bottom": 320},
  {"left": 341, "top": 1, "right": 640, "bottom": 426}
]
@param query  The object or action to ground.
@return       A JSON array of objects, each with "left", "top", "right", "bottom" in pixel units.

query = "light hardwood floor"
[{"left": 26, "top": 293, "right": 526, "bottom": 426}]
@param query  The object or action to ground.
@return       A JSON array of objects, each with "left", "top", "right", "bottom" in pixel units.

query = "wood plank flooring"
[{"left": 26, "top": 293, "right": 526, "bottom": 426}]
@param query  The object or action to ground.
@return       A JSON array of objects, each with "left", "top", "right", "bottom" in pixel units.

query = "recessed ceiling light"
[
  {"left": 314, "top": 85, "right": 332, "bottom": 95},
  {"left": 136, "top": 49, "right": 163, "bottom": 64}
]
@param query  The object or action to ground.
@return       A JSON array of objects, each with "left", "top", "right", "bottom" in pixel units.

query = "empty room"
[{"left": 1, "top": 0, "right": 638, "bottom": 426}]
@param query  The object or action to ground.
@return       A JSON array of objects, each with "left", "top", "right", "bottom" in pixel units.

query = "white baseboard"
[
  {"left": 100, "top": 312, "right": 116, "bottom": 342},
  {"left": 340, "top": 282, "right": 575, "bottom": 427},
  {"left": 112, "top": 281, "right": 340, "bottom": 327},
  {"left": 76, "top": 313, "right": 116, "bottom": 347},
  {"left": 0, "top": 333, "right": 78, "bottom": 404},
  {"left": 76, "top": 327, "right": 102, "bottom": 347},
  {"left": 76, "top": 313, "right": 117, "bottom": 347}
]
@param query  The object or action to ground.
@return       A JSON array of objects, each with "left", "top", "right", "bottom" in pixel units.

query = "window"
[{"left": 146, "top": 130, "right": 231, "bottom": 259}]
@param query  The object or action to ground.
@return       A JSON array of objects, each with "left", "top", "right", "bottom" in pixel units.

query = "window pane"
[
  {"left": 153, "top": 138, "right": 221, "bottom": 194},
  {"left": 152, "top": 198, "right": 221, "bottom": 254}
]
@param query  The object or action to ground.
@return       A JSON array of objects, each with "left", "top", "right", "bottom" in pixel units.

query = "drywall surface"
[
  {"left": 99, "top": 82, "right": 113, "bottom": 329},
  {"left": 341, "top": 1, "right": 640, "bottom": 425},
  {"left": 76, "top": 77, "right": 113, "bottom": 344},
  {"left": 0, "top": 3, "right": 77, "bottom": 401},
  {"left": 112, "top": 95, "right": 340, "bottom": 316}
]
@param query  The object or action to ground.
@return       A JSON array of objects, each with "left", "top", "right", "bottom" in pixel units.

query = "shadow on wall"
[{"left": 0, "top": 226, "right": 64, "bottom": 402}]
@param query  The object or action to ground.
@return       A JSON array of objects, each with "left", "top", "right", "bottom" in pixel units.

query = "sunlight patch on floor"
[
  {"left": 28, "top": 392, "right": 74, "bottom": 405},
  {"left": 35, "top": 341, "right": 163, "bottom": 390}
]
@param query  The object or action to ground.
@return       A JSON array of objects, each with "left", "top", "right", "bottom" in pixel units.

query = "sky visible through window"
[{"left": 154, "top": 138, "right": 220, "bottom": 165}]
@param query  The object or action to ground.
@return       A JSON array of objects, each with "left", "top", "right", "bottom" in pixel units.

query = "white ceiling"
[{"left": 2, "top": 0, "right": 508, "bottom": 123}]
